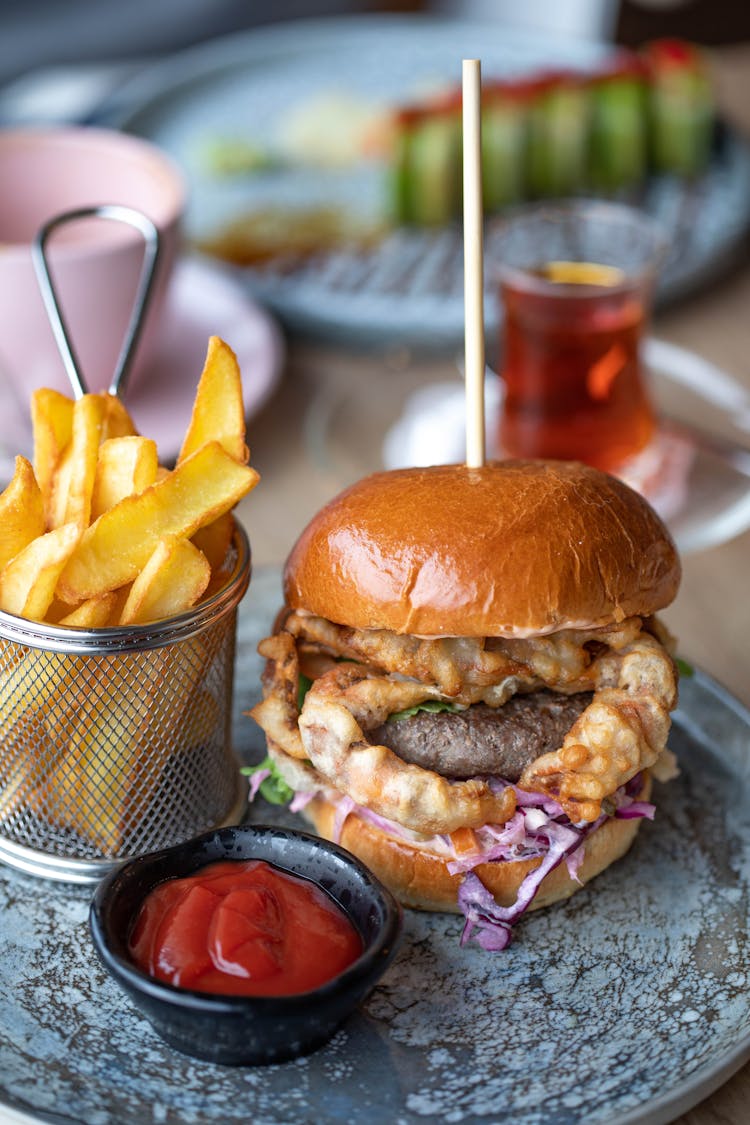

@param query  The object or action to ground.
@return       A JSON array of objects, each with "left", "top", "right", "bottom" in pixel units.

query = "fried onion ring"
[
  {"left": 250, "top": 632, "right": 308, "bottom": 760},
  {"left": 284, "top": 610, "right": 643, "bottom": 697},
  {"left": 252, "top": 619, "right": 677, "bottom": 830},
  {"left": 519, "top": 634, "right": 676, "bottom": 821},
  {"left": 297, "top": 663, "right": 517, "bottom": 834}
]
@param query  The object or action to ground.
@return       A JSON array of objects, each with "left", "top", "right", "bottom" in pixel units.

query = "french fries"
[
  {"left": 57, "top": 441, "right": 257, "bottom": 603},
  {"left": 101, "top": 393, "right": 138, "bottom": 441},
  {"left": 1, "top": 335, "right": 256, "bottom": 624},
  {"left": 0, "top": 523, "right": 80, "bottom": 621},
  {"left": 48, "top": 394, "right": 106, "bottom": 530},
  {"left": 90, "top": 435, "right": 158, "bottom": 520},
  {"left": 192, "top": 511, "right": 235, "bottom": 575},
  {"left": 58, "top": 591, "right": 119, "bottom": 628},
  {"left": 0, "top": 335, "right": 258, "bottom": 852},
  {"left": 0, "top": 456, "right": 45, "bottom": 570},
  {"left": 119, "top": 535, "right": 211, "bottom": 626},
  {"left": 31, "top": 388, "right": 73, "bottom": 516},
  {"left": 178, "top": 335, "right": 248, "bottom": 464}
]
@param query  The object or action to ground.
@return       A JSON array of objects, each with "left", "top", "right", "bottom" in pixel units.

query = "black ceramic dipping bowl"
[{"left": 89, "top": 824, "right": 402, "bottom": 1066}]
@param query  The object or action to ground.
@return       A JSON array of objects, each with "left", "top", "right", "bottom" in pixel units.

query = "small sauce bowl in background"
[
  {"left": 0, "top": 126, "right": 185, "bottom": 414},
  {"left": 89, "top": 824, "right": 402, "bottom": 1066}
]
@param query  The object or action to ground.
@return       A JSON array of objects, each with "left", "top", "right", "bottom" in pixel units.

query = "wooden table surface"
[{"left": 236, "top": 42, "right": 750, "bottom": 1125}]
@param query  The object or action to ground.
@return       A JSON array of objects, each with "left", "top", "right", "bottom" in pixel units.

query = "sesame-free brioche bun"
[
  {"left": 283, "top": 461, "right": 680, "bottom": 638},
  {"left": 302, "top": 772, "right": 652, "bottom": 913}
]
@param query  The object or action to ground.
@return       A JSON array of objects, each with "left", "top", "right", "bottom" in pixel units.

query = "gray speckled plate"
[
  {"left": 101, "top": 15, "right": 750, "bottom": 348},
  {"left": 2, "top": 566, "right": 750, "bottom": 1125}
]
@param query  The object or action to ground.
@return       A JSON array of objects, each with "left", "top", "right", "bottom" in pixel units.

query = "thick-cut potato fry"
[
  {"left": 0, "top": 709, "right": 52, "bottom": 824},
  {"left": 31, "top": 388, "right": 74, "bottom": 518},
  {"left": 177, "top": 336, "right": 248, "bottom": 465},
  {"left": 0, "top": 456, "right": 45, "bottom": 570},
  {"left": 59, "top": 591, "right": 118, "bottom": 628},
  {"left": 119, "top": 536, "right": 211, "bottom": 626},
  {"left": 90, "top": 436, "right": 158, "bottom": 520},
  {"left": 100, "top": 394, "right": 138, "bottom": 440},
  {"left": 191, "top": 511, "right": 235, "bottom": 573},
  {"left": 48, "top": 395, "right": 106, "bottom": 530},
  {"left": 57, "top": 441, "right": 258, "bottom": 603},
  {"left": 45, "top": 449, "right": 74, "bottom": 533},
  {"left": 35, "top": 649, "right": 169, "bottom": 851},
  {"left": 106, "top": 585, "right": 132, "bottom": 626},
  {"left": 0, "top": 522, "right": 80, "bottom": 621},
  {"left": 49, "top": 586, "right": 132, "bottom": 627}
]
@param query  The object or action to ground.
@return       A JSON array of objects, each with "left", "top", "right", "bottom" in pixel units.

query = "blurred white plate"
[{"left": 379, "top": 337, "right": 750, "bottom": 556}]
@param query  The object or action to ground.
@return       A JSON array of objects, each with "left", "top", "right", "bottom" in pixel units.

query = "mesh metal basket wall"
[{"left": 0, "top": 527, "right": 251, "bottom": 883}]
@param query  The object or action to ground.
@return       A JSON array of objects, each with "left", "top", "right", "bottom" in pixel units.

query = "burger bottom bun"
[{"left": 301, "top": 773, "right": 652, "bottom": 914}]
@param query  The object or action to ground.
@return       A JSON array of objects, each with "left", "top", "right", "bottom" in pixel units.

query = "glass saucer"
[{"left": 309, "top": 337, "right": 750, "bottom": 557}]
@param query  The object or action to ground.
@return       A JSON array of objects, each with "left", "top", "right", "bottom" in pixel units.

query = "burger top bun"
[{"left": 283, "top": 460, "right": 681, "bottom": 638}]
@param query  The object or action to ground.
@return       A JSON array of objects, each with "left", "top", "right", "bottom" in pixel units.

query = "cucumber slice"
[
  {"left": 527, "top": 84, "right": 589, "bottom": 198},
  {"left": 649, "top": 72, "right": 713, "bottom": 177},
  {"left": 588, "top": 77, "right": 648, "bottom": 191},
  {"left": 391, "top": 113, "right": 460, "bottom": 225},
  {"left": 481, "top": 100, "right": 527, "bottom": 211}
]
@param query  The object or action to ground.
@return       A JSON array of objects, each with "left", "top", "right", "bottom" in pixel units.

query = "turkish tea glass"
[{"left": 494, "top": 201, "right": 667, "bottom": 472}]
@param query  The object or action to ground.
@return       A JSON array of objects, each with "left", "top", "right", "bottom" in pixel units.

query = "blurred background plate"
[{"left": 102, "top": 15, "right": 750, "bottom": 347}]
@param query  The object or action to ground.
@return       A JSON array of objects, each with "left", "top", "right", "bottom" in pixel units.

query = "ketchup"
[{"left": 128, "top": 859, "right": 363, "bottom": 996}]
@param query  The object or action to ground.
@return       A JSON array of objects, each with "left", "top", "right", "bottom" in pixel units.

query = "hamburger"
[{"left": 250, "top": 460, "right": 680, "bottom": 949}]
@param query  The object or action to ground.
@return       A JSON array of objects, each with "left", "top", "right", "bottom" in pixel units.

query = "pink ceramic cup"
[{"left": 0, "top": 127, "right": 185, "bottom": 410}]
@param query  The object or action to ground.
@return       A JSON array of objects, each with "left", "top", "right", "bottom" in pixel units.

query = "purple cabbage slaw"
[
  {"left": 246, "top": 768, "right": 270, "bottom": 802},
  {"left": 456, "top": 775, "right": 654, "bottom": 951},
  {"left": 246, "top": 764, "right": 654, "bottom": 952}
]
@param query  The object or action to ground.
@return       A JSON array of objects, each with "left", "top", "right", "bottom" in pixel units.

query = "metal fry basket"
[
  {"left": 0, "top": 527, "right": 250, "bottom": 883},
  {"left": 0, "top": 204, "right": 253, "bottom": 882}
]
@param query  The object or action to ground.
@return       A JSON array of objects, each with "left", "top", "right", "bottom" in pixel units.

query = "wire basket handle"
[{"left": 32, "top": 204, "right": 160, "bottom": 401}]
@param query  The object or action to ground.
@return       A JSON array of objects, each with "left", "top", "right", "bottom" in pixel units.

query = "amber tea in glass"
[{"left": 495, "top": 203, "right": 666, "bottom": 473}]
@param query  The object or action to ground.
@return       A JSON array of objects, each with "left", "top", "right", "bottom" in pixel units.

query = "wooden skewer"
[{"left": 462, "top": 58, "right": 485, "bottom": 469}]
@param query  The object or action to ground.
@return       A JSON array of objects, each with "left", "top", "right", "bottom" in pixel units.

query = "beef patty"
[{"left": 369, "top": 689, "right": 592, "bottom": 781}]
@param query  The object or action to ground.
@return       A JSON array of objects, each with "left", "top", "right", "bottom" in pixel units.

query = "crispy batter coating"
[
  {"left": 251, "top": 632, "right": 307, "bottom": 759},
  {"left": 519, "top": 633, "right": 676, "bottom": 820},
  {"left": 298, "top": 663, "right": 517, "bottom": 834},
  {"left": 251, "top": 613, "right": 677, "bottom": 829},
  {"left": 284, "top": 609, "right": 642, "bottom": 697}
]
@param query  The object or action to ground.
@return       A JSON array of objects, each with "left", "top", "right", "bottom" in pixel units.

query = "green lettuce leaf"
[
  {"left": 298, "top": 660, "right": 357, "bottom": 711},
  {"left": 676, "top": 656, "right": 694, "bottom": 678},
  {"left": 387, "top": 700, "right": 461, "bottom": 723},
  {"left": 241, "top": 756, "right": 294, "bottom": 806},
  {"left": 297, "top": 672, "right": 313, "bottom": 711}
]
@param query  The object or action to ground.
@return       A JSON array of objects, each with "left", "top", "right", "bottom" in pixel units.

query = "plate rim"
[
  {"left": 618, "top": 665, "right": 750, "bottom": 1125},
  {"left": 98, "top": 12, "right": 610, "bottom": 132}
]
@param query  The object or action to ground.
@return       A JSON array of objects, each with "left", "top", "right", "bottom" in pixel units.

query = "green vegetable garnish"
[
  {"left": 241, "top": 756, "right": 294, "bottom": 806},
  {"left": 297, "top": 672, "right": 313, "bottom": 711},
  {"left": 387, "top": 700, "right": 461, "bottom": 723},
  {"left": 202, "top": 138, "right": 280, "bottom": 176},
  {"left": 676, "top": 656, "right": 695, "bottom": 678}
]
